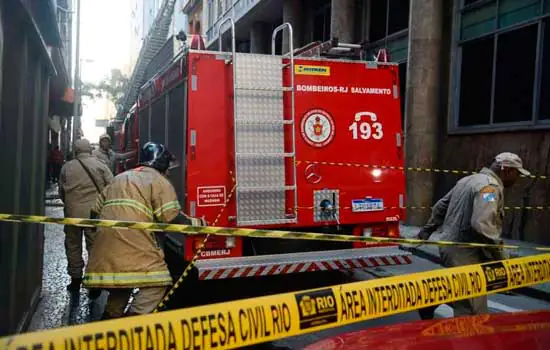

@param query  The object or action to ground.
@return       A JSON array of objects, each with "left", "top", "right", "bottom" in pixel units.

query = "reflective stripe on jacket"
[
  {"left": 84, "top": 271, "right": 172, "bottom": 286},
  {"left": 84, "top": 166, "right": 181, "bottom": 288}
]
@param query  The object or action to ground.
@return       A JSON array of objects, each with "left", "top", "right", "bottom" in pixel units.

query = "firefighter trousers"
[
  {"left": 102, "top": 287, "right": 168, "bottom": 319},
  {"left": 418, "top": 247, "right": 489, "bottom": 319},
  {"left": 64, "top": 226, "right": 97, "bottom": 279}
]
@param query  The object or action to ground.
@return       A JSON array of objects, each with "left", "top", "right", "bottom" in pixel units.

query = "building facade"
[
  {"left": 203, "top": 0, "right": 550, "bottom": 245},
  {"left": 128, "top": 0, "right": 188, "bottom": 71},
  {"left": 0, "top": 0, "right": 73, "bottom": 335},
  {"left": 51, "top": 0, "right": 74, "bottom": 156},
  {"left": 183, "top": 0, "right": 204, "bottom": 35}
]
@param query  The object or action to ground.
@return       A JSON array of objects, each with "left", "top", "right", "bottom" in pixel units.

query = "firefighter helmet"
[{"left": 139, "top": 142, "right": 176, "bottom": 174}]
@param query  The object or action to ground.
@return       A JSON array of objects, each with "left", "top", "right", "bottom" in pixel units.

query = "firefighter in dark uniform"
[
  {"left": 84, "top": 142, "right": 206, "bottom": 319},
  {"left": 415, "top": 152, "right": 530, "bottom": 318}
]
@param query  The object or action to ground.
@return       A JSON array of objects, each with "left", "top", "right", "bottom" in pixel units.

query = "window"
[
  {"left": 460, "top": 0, "right": 546, "bottom": 41},
  {"left": 493, "top": 25, "right": 537, "bottom": 123},
  {"left": 167, "top": 84, "right": 187, "bottom": 198},
  {"left": 138, "top": 106, "right": 150, "bottom": 147},
  {"left": 122, "top": 117, "right": 130, "bottom": 150},
  {"left": 195, "top": 21, "right": 201, "bottom": 35},
  {"left": 151, "top": 96, "right": 167, "bottom": 144},
  {"left": 540, "top": 20, "right": 550, "bottom": 119},
  {"left": 217, "top": 0, "right": 223, "bottom": 17},
  {"left": 388, "top": 0, "right": 410, "bottom": 35},
  {"left": 207, "top": 0, "right": 214, "bottom": 28},
  {"left": 313, "top": 1, "right": 331, "bottom": 42},
  {"left": 456, "top": 22, "right": 549, "bottom": 129},
  {"left": 125, "top": 117, "right": 135, "bottom": 151},
  {"left": 369, "top": 0, "right": 387, "bottom": 42},
  {"left": 458, "top": 36, "right": 493, "bottom": 126},
  {"left": 369, "top": 0, "right": 410, "bottom": 42}
]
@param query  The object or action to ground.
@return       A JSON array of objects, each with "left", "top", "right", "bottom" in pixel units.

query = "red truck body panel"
[
  {"left": 182, "top": 52, "right": 405, "bottom": 229},
  {"left": 119, "top": 49, "right": 410, "bottom": 269},
  {"left": 290, "top": 58, "right": 405, "bottom": 228}
]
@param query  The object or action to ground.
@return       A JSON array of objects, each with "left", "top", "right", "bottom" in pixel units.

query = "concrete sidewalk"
[
  {"left": 400, "top": 225, "right": 550, "bottom": 299},
  {"left": 28, "top": 187, "right": 105, "bottom": 332}
]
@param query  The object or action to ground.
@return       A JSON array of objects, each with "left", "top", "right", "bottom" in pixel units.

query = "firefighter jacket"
[
  {"left": 83, "top": 166, "right": 199, "bottom": 288},
  {"left": 92, "top": 148, "right": 122, "bottom": 174},
  {"left": 421, "top": 167, "right": 505, "bottom": 247},
  {"left": 59, "top": 148, "right": 113, "bottom": 219}
]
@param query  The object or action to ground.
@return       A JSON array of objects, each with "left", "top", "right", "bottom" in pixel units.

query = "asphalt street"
[{"left": 28, "top": 201, "right": 550, "bottom": 349}]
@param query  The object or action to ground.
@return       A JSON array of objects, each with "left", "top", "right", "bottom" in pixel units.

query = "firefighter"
[
  {"left": 84, "top": 142, "right": 206, "bottom": 319},
  {"left": 92, "top": 134, "right": 134, "bottom": 174},
  {"left": 59, "top": 139, "right": 114, "bottom": 292},
  {"left": 415, "top": 152, "right": 529, "bottom": 318}
]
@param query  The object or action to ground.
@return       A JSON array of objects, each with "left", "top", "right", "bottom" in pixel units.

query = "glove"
[
  {"left": 417, "top": 228, "right": 432, "bottom": 240},
  {"left": 479, "top": 237, "right": 508, "bottom": 262},
  {"left": 190, "top": 217, "right": 207, "bottom": 226},
  {"left": 497, "top": 241, "right": 510, "bottom": 261},
  {"left": 399, "top": 228, "right": 428, "bottom": 251}
]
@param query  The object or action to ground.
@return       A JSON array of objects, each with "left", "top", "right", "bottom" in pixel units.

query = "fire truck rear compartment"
[
  {"left": 136, "top": 46, "right": 406, "bottom": 273},
  {"left": 176, "top": 51, "right": 405, "bottom": 228}
]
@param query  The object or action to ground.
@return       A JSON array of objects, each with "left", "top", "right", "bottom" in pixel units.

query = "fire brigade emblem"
[{"left": 301, "top": 109, "right": 335, "bottom": 148}]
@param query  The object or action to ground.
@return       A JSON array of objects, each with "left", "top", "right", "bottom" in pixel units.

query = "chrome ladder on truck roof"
[
  {"left": 294, "top": 38, "right": 365, "bottom": 60},
  {"left": 219, "top": 20, "right": 298, "bottom": 226}
]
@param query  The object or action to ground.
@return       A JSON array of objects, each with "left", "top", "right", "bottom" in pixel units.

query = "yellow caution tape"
[
  {"left": 298, "top": 160, "right": 548, "bottom": 180},
  {"left": 0, "top": 213, "right": 549, "bottom": 252},
  {"left": 294, "top": 205, "right": 550, "bottom": 212},
  {"left": 2, "top": 254, "right": 549, "bottom": 349}
]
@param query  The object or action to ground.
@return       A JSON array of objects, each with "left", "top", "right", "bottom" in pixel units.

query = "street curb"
[{"left": 405, "top": 247, "right": 550, "bottom": 303}]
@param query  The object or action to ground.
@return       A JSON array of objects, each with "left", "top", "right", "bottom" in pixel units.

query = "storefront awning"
[{"left": 49, "top": 87, "right": 82, "bottom": 117}]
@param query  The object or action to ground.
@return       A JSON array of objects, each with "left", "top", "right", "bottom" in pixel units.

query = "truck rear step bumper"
[{"left": 195, "top": 247, "right": 412, "bottom": 280}]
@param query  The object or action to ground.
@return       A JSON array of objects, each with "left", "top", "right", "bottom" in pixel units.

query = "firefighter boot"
[
  {"left": 67, "top": 277, "right": 82, "bottom": 292},
  {"left": 88, "top": 288, "right": 102, "bottom": 300},
  {"left": 418, "top": 305, "right": 437, "bottom": 320}
]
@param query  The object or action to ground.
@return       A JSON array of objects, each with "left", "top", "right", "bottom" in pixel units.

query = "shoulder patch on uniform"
[
  {"left": 482, "top": 192, "right": 497, "bottom": 202},
  {"left": 480, "top": 185, "right": 497, "bottom": 194}
]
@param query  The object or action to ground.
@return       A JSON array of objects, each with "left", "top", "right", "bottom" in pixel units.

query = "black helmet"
[{"left": 139, "top": 142, "right": 176, "bottom": 174}]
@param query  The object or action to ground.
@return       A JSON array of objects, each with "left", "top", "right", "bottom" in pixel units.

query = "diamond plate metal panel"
[
  {"left": 233, "top": 53, "right": 290, "bottom": 225},
  {"left": 235, "top": 123, "right": 284, "bottom": 153},
  {"left": 236, "top": 157, "right": 285, "bottom": 187},
  {"left": 235, "top": 54, "right": 282, "bottom": 89},
  {"left": 314, "top": 189, "right": 340, "bottom": 223},
  {"left": 237, "top": 190, "right": 287, "bottom": 224},
  {"left": 236, "top": 91, "right": 282, "bottom": 121}
]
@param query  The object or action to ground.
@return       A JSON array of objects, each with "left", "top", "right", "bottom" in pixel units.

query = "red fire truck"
[{"left": 118, "top": 23, "right": 412, "bottom": 281}]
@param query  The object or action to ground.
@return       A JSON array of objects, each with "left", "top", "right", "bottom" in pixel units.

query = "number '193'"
[{"left": 349, "top": 111, "right": 383, "bottom": 140}]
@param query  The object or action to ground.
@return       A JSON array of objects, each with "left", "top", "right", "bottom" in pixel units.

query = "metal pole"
[{"left": 72, "top": 0, "right": 81, "bottom": 156}]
